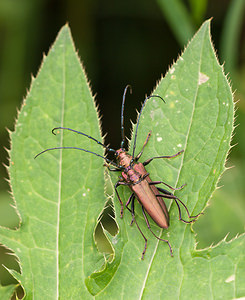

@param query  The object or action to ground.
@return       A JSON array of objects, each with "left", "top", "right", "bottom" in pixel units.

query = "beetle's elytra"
[{"left": 35, "top": 86, "right": 201, "bottom": 259}]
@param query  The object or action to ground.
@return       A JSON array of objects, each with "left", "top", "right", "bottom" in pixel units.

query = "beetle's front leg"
[
  {"left": 104, "top": 162, "right": 122, "bottom": 172},
  {"left": 115, "top": 180, "right": 130, "bottom": 218},
  {"left": 143, "top": 149, "right": 184, "bottom": 166},
  {"left": 135, "top": 131, "right": 152, "bottom": 162}
]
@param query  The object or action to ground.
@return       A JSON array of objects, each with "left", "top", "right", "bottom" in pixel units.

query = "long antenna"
[
  {"left": 121, "top": 85, "right": 132, "bottom": 149},
  {"left": 52, "top": 127, "right": 116, "bottom": 153},
  {"left": 132, "top": 95, "right": 165, "bottom": 158},
  {"left": 34, "top": 146, "right": 120, "bottom": 168}
]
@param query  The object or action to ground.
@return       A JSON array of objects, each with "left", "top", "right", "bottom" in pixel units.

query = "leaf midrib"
[{"left": 56, "top": 39, "right": 67, "bottom": 299}]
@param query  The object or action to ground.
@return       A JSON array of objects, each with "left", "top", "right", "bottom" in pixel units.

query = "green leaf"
[
  {"left": 0, "top": 284, "right": 17, "bottom": 299},
  {"left": 0, "top": 20, "right": 243, "bottom": 300},
  {"left": 220, "top": 0, "right": 245, "bottom": 74},
  {"left": 0, "top": 25, "right": 105, "bottom": 298},
  {"left": 188, "top": 0, "right": 208, "bottom": 24},
  {"left": 157, "top": 0, "right": 195, "bottom": 46},
  {"left": 87, "top": 20, "right": 244, "bottom": 299},
  {"left": 193, "top": 161, "right": 245, "bottom": 248}
]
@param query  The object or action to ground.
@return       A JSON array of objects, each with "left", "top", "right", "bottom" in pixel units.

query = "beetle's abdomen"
[{"left": 121, "top": 162, "right": 169, "bottom": 228}]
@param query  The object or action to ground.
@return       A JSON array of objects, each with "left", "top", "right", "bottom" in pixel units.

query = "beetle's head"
[{"left": 115, "top": 148, "right": 132, "bottom": 168}]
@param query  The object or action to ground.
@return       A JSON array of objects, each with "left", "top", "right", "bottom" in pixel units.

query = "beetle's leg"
[
  {"left": 156, "top": 187, "right": 203, "bottom": 222},
  {"left": 142, "top": 172, "right": 150, "bottom": 180},
  {"left": 125, "top": 193, "right": 135, "bottom": 225},
  {"left": 131, "top": 197, "right": 148, "bottom": 259},
  {"left": 126, "top": 195, "right": 148, "bottom": 259},
  {"left": 115, "top": 181, "right": 130, "bottom": 218},
  {"left": 149, "top": 181, "right": 186, "bottom": 191},
  {"left": 104, "top": 162, "right": 121, "bottom": 172},
  {"left": 107, "top": 167, "right": 122, "bottom": 171},
  {"left": 143, "top": 149, "right": 184, "bottom": 166},
  {"left": 141, "top": 206, "right": 173, "bottom": 256},
  {"left": 135, "top": 131, "right": 152, "bottom": 162},
  {"left": 156, "top": 192, "right": 195, "bottom": 222}
]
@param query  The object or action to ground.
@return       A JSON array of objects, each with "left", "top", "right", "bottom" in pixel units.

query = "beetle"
[{"left": 35, "top": 85, "right": 201, "bottom": 259}]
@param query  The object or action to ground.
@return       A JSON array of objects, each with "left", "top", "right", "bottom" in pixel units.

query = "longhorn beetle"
[{"left": 35, "top": 85, "right": 201, "bottom": 259}]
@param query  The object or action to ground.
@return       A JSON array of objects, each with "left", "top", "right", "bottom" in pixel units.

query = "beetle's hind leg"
[
  {"left": 125, "top": 195, "right": 148, "bottom": 259},
  {"left": 149, "top": 181, "right": 186, "bottom": 191},
  {"left": 141, "top": 206, "right": 173, "bottom": 256},
  {"left": 156, "top": 187, "right": 202, "bottom": 223}
]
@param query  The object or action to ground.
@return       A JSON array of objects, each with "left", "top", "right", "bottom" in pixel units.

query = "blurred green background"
[{"left": 0, "top": 0, "right": 244, "bottom": 290}]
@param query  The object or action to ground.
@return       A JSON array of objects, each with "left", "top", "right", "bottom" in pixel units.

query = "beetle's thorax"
[
  {"left": 115, "top": 148, "right": 133, "bottom": 168},
  {"left": 116, "top": 148, "right": 145, "bottom": 185}
]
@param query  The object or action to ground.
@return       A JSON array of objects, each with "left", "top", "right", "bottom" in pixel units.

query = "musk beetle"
[{"left": 35, "top": 86, "right": 201, "bottom": 259}]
